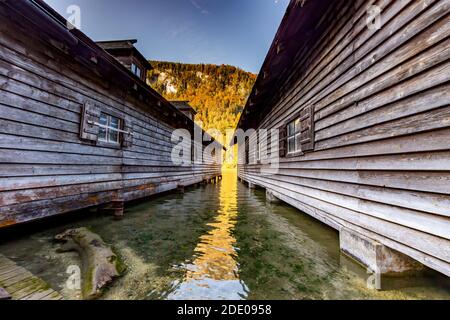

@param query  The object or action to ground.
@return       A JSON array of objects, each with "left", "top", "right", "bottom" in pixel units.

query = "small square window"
[
  {"left": 287, "top": 118, "right": 301, "bottom": 154},
  {"left": 98, "top": 112, "right": 121, "bottom": 144},
  {"left": 131, "top": 63, "right": 142, "bottom": 78}
]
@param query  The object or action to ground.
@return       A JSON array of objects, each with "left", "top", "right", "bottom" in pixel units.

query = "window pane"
[
  {"left": 99, "top": 113, "right": 108, "bottom": 125},
  {"left": 256, "top": 136, "right": 260, "bottom": 159},
  {"left": 288, "top": 122, "right": 295, "bottom": 137},
  {"left": 288, "top": 137, "right": 295, "bottom": 153},
  {"left": 136, "top": 67, "right": 141, "bottom": 78},
  {"left": 294, "top": 119, "right": 300, "bottom": 133},
  {"left": 295, "top": 133, "right": 302, "bottom": 152},
  {"left": 98, "top": 127, "right": 107, "bottom": 141},
  {"left": 110, "top": 117, "right": 120, "bottom": 130},
  {"left": 109, "top": 130, "right": 119, "bottom": 143},
  {"left": 98, "top": 113, "right": 108, "bottom": 141},
  {"left": 108, "top": 117, "right": 120, "bottom": 143}
]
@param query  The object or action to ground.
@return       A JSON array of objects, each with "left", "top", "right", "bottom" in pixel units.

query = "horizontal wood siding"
[
  {"left": 0, "top": 3, "right": 220, "bottom": 227},
  {"left": 239, "top": 0, "right": 450, "bottom": 276}
]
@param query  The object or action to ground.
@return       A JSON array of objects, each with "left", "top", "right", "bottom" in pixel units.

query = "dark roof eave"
[
  {"left": 8, "top": 0, "right": 225, "bottom": 151},
  {"left": 237, "top": 0, "right": 333, "bottom": 131},
  {"left": 9, "top": 0, "right": 202, "bottom": 139}
]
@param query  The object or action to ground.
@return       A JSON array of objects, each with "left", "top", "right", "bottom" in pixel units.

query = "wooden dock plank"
[
  {"left": 2, "top": 277, "right": 39, "bottom": 294},
  {"left": 0, "top": 265, "right": 23, "bottom": 276},
  {"left": 0, "top": 287, "right": 11, "bottom": 300},
  {"left": 0, "top": 267, "right": 30, "bottom": 280},
  {"left": 23, "top": 289, "right": 55, "bottom": 301},
  {"left": 1, "top": 272, "right": 34, "bottom": 287},
  {"left": 14, "top": 285, "right": 46, "bottom": 300},
  {"left": 0, "top": 254, "right": 63, "bottom": 300}
]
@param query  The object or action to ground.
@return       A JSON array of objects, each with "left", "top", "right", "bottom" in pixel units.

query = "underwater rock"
[{"left": 55, "top": 227, "right": 125, "bottom": 300}]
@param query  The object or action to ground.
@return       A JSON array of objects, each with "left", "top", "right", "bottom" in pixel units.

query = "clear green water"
[{"left": 0, "top": 170, "right": 449, "bottom": 300}]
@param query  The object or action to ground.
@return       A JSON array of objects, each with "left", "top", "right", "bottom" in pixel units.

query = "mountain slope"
[{"left": 147, "top": 61, "right": 257, "bottom": 135}]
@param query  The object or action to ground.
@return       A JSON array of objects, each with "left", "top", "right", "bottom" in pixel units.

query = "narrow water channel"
[{"left": 0, "top": 170, "right": 449, "bottom": 300}]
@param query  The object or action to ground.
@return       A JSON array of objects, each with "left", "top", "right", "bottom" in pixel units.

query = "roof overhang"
[
  {"left": 236, "top": 0, "right": 334, "bottom": 131},
  {"left": 2, "top": 0, "right": 224, "bottom": 150}
]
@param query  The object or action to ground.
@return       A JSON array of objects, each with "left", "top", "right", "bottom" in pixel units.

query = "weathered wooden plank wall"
[
  {"left": 0, "top": 1, "right": 221, "bottom": 227},
  {"left": 239, "top": 0, "right": 450, "bottom": 276}
]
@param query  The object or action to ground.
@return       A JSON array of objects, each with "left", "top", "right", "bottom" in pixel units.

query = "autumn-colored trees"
[{"left": 148, "top": 61, "right": 256, "bottom": 136}]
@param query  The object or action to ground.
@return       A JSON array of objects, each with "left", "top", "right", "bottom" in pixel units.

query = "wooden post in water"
[
  {"left": 111, "top": 200, "right": 124, "bottom": 220},
  {"left": 98, "top": 191, "right": 124, "bottom": 219},
  {"left": 266, "top": 190, "right": 281, "bottom": 204}
]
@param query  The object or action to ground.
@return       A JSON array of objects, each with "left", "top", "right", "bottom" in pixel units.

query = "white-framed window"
[
  {"left": 131, "top": 63, "right": 142, "bottom": 78},
  {"left": 256, "top": 134, "right": 261, "bottom": 161},
  {"left": 287, "top": 118, "right": 301, "bottom": 154},
  {"left": 98, "top": 112, "right": 122, "bottom": 144}
]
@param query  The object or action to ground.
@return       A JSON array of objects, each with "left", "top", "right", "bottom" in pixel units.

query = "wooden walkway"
[{"left": 0, "top": 254, "right": 63, "bottom": 300}]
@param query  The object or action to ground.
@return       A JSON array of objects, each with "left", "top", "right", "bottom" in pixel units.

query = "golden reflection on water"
[{"left": 168, "top": 170, "right": 248, "bottom": 300}]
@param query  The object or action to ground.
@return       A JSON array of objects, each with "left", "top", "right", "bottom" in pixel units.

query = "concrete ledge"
[{"left": 340, "top": 228, "right": 425, "bottom": 276}]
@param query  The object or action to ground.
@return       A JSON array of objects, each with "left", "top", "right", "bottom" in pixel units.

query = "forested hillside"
[{"left": 147, "top": 61, "right": 256, "bottom": 136}]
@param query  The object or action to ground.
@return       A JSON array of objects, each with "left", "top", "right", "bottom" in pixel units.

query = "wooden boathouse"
[
  {"left": 0, "top": 0, "right": 222, "bottom": 228},
  {"left": 237, "top": 0, "right": 450, "bottom": 276}
]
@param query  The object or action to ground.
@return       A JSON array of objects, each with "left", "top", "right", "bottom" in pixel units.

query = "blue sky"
[{"left": 45, "top": 0, "right": 290, "bottom": 73}]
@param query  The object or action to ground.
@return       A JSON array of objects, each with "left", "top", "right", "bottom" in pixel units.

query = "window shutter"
[
  {"left": 79, "top": 102, "right": 100, "bottom": 141},
  {"left": 245, "top": 137, "right": 250, "bottom": 164},
  {"left": 122, "top": 121, "right": 134, "bottom": 148},
  {"left": 278, "top": 125, "right": 287, "bottom": 158},
  {"left": 299, "top": 105, "right": 315, "bottom": 152},
  {"left": 267, "top": 130, "right": 272, "bottom": 158}
]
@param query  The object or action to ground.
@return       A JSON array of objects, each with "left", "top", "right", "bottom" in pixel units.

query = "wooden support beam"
[
  {"left": 111, "top": 200, "right": 124, "bottom": 220},
  {"left": 99, "top": 200, "right": 124, "bottom": 219}
]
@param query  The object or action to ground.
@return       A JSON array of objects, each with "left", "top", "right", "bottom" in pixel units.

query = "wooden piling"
[{"left": 111, "top": 200, "right": 124, "bottom": 220}]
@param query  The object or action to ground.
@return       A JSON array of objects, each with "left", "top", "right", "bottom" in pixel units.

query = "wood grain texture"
[
  {"left": 0, "top": 254, "right": 63, "bottom": 300},
  {"left": 238, "top": 0, "right": 450, "bottom": 276},
  {"left": 0, "top": 1, "right": 221, "bottom": 228}
]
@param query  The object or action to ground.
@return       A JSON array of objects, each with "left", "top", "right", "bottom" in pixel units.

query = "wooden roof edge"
[
  {"left": 8, "top": 0, "right": 194, "bottom": 132},
  {"left": 170, "top": 101, "right": 198, "bottom": 115},
  {"left": 96, "top": 39, "right": 138, "bottom": 46},
  {"left": 96, "top": 39, "right": 153, "bottom": 71},
  {"left": 236, "top": 0, "right": 333, "bottom": 131}
]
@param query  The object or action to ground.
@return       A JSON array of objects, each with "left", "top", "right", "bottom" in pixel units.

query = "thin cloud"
[{"left": 190, "top": 0, "right": 210, "bottom": 15}]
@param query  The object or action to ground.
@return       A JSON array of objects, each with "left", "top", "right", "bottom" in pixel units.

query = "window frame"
[
  {"left": 131, "top": 63, "right": 142, "bottom": 78},
  {"left": 256, "top": 134, "right": 261, "bottom": 162},
  {"left": 245, "top": 137, "right": 250, "bottom": 164},
  {"left": 97, "top": 112, "right": 123, "bottom": 145},
  {"left": 281, "top": 106, "right": 315, "bottom": 158},
  {"left": 286, "top": 118, "right": 302, "bottom": 156}
]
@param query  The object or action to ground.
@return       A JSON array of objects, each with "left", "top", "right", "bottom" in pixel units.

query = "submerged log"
[{"left": 55, "top": 227, "right": 125, "bottom": 300}]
